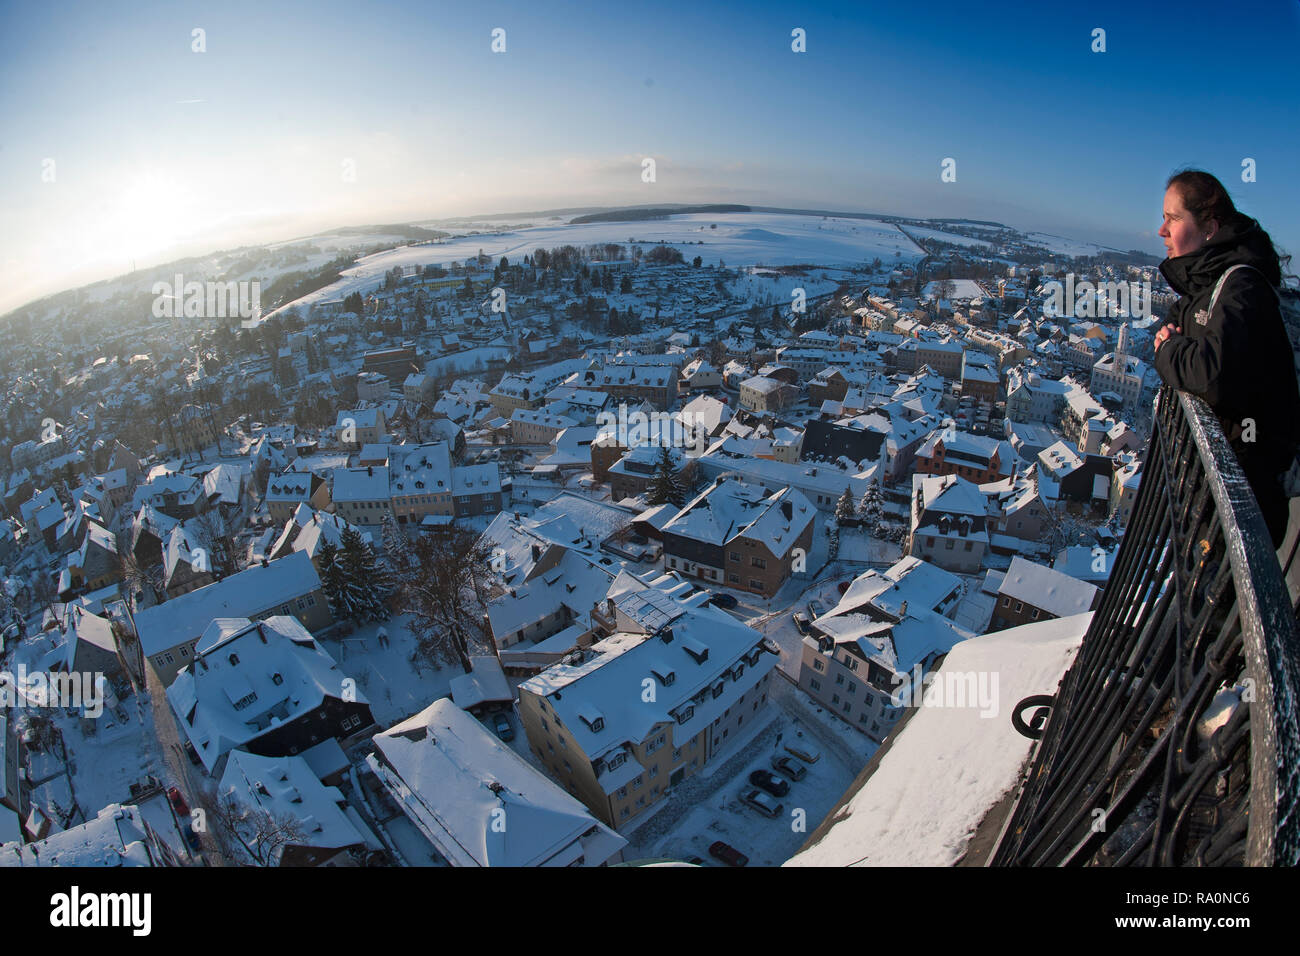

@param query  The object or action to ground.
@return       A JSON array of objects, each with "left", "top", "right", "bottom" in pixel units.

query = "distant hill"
[{"left": 569, "top": 204, "right": 751, "bottom": 224}]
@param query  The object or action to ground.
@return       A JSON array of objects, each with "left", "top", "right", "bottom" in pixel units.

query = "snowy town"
[{"left": 0, "top": 206, "right": 1230, "bottom": 869}]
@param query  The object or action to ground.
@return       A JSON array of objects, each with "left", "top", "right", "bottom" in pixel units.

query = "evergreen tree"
[
  {"left": 646, "top": 446, "right": 685, "bottom": 507},
  {"left": 339, "top": 525, "right": 393, "bottom": 623},
  {"left": 381, "top": 512, "right": 413, "bottom": 576},
  {"left": 827, "top": 524, "right": 840, "bottom": 561},
  {"left": 317, "top": 540, "right": 352, "bottom": 622},
  {"left": 859, "top": 478, "right": 884, "bottom": 533},
  {"left": 835, "top": 487, "right": 856, "bottom": 527}
]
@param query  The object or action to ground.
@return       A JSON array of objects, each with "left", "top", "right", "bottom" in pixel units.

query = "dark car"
[
  {"left": 166, "top": 786, "right": 190, "bottom": 820},
  {"left": 772, "top": 755, "right": 808, "bottom": 782},
  {"left": 183, "top": 741, "right": 202, "bottom": 766},
  {"left": 709, "top": 840, "right": 749, "bottom": 867},
  {"left": 492, "top": 712, "right": 514, "bottom": 741},
  {"left": 709, "top": 592, "right": 738, "bottom": 610},
  {"left": 749, "top": 769, "right": 790, "bottom": 797},
  {"left": 183, "top": 821, "right": 203, "bottom": 853}
]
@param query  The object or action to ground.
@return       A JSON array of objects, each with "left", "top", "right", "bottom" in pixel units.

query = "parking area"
[{"left": 624, "top": 681, "right": 868, "bottom": 866}]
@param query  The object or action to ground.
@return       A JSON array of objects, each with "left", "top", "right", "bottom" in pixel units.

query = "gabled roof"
[
  {"left": 368, "top": 698, "right": 626, "bottom": 867},
  {"left": 167, "top": 615, "right": 364, "bottom": 772}
]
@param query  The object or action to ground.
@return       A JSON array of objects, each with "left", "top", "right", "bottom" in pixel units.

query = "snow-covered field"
[
  {"left": 908, "top": 225, "right": 999, "bottom": 250},
  {"left": 273, "top": 212, "right": 926, "bottom": 317},
  {"left": 1022, "top": 232, "right": 1122, "bottom": 258}
]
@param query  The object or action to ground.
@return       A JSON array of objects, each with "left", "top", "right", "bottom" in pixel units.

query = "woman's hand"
[{"left": 1154, "top": 322, "right": 1182, "bottom": 351}]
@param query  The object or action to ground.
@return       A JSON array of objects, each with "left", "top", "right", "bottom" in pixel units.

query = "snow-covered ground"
[
  {"left": 908, "top": 226, "right": 999, "bottom": 250},
  {"left": 273, "top": 212, "right": 926, "bottom": 317}
]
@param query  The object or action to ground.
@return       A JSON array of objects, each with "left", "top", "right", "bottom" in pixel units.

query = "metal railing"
[{"left": 991, "top": 388, "right": 1300, "bottom": 866}]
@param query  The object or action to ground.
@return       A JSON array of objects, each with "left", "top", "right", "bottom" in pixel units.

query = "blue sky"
[{"left": 2, "top": 0, "right": 1297, "bottom": 313}]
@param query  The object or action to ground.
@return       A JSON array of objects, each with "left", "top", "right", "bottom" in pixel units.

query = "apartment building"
[
  {"left": 516, "top": 584, "right": 778, "bottom": 830},
  {"left": 990, "top": 556, "right": 1101, "bottom": 630},
  {"left": 660, "top": 477, "right": 814, "bottom": 597},
  {"left": 914, "top": 429, "right": 1013, "bottom": 484},
  {"left": 798, "top": 557, "right": 973, "bottom": 742},
  {"left": 908, "top": 473, "right": 990, "bottom": 573}
]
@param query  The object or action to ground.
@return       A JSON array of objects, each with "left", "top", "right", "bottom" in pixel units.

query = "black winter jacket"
[{"left": 1154, "top": 212, "right": 1300, "bottom": 472}]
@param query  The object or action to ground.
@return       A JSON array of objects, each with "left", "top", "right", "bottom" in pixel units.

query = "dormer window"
[
  {"left": 651, "top": 667, "right": 675, "bottom": 687},
  {"left": 271, "top": 673, "right": 284, "bottom": 686}
]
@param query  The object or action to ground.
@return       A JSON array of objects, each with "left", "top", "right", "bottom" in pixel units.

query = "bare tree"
[
  {"left": 190, "top": 509, "right": 237, "bottom": 578},
  {"left": 210, "top": 791, "right": 308, "bottom": 867}
]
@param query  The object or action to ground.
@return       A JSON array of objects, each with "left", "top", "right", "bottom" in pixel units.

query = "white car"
[{"left": 741, "top": 788, "right": 784, "bottom": 819}]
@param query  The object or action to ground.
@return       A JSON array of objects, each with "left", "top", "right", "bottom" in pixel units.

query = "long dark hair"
[{"left": 1167, "top": 168, "right": 1295, "bottom": 287}]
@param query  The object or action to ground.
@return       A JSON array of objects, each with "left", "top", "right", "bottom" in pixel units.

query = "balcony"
[{"left": 790, "top": 388, "right": 1300, "bottom": 867}]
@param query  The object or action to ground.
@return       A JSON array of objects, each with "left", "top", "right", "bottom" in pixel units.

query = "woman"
[{"left": 1153, "top": 169, "right": 1300, "bottom": 548}]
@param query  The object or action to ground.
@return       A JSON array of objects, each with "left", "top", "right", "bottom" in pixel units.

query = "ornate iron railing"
[{"left": 991, "top": 388, "right": 1300, "bottom": 866}]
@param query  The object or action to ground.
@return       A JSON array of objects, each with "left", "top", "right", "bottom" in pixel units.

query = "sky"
[{"left": 1, "top": 0, "right": 1298, "bottom": 315}]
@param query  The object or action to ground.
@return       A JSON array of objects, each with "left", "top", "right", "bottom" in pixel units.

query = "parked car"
[
  {"left": 166, "top": 787, "right": 190, "bottom": 820},
  {"left": 709, "top": 840, "right": 749, "bottom": 867},
  {"left": 492, "top": 712, "right": 514, "bottom": 741},
  {"left": 709, "top": 592, "right": 738, "bottom": 610},
  {"left": 183, "top": 741, "right": 202, "bottom": 766},
  {"left": 792, "top": 611, "right": 811, "bottom": 634},
  {"left": 183, "top": 821, "right": 202, "bottom": 853},
  {"left": 772, "top": 755, "right": 809, "bottom": 781},
  {"left": 806, "top": 599, "right": 827, "bottom": 619},
  {"left": 748, "top": 769, "right": 790, "bottom": 797},
  {"left": 741, "top": 788, "right": 784, "bottom": 818},
  {"left": 784, "top": 740, "right": 822, "bottom": 764}
]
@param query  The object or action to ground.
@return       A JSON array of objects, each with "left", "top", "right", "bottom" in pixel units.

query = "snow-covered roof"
[
  {"left": 133, "top": 551, "right": 323, "bottom": 657},
  {"left": 787, "top": 614, "right": 1090, "bottom": 867},
  {"left": 167, "top": 615, "right": 365, "bottom": 773},
  {"left": 0, "top": 804, "right": 161, "bottom": 867},
  {"left": 218, "top": 751, "right": 367, "bottom": 863},
  {"left": 661, "top": 477, "right": 813, "bottom": 554},
  {"left": 998, "top": 556, "right": 1099, "bottom": 617},
  {"left": 368, "top": 698, "right": 626, "bottom": 867},
  {"left": 518, "top": 598, "right": 772, "bottom": 764}
]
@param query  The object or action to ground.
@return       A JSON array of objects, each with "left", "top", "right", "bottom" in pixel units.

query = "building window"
[
  {"left": 832, "top": 694, "right": 840, "bottom": 704},
  {"left": 751, "top": 556, "right": 766, "bottom": 569},
  {"left": 621, "top": 807, "right": 630, "bottom": 819},
  {"left": 813, "top": 660, "right": 824, "bottom": 672},
  {"left": 835, "top": 673, "right": 844, "bottom": 685},
  {"left": 1015, "top": 601, "right": 1023, "bottom": 613},
  {"left": 729, "top": 552, "right": 740, "bottom": 563},
  {"left": 810, "top": 678, "right": 821, "bottom": 690},
  {"left": 847, "top": 681, "right": 856, "bottom": 693},
  {"left": 617, "top": 786, "right": 628, "bottom": 799}
]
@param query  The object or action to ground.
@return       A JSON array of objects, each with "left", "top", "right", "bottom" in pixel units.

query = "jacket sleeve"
[{"left": 1154, "top": 272, "right": 1265, "bottom": 408}]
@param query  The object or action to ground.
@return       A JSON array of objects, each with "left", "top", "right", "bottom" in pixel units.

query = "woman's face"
[{"left": 1158, "top": 186, "right": 1213, "bottom": 258}]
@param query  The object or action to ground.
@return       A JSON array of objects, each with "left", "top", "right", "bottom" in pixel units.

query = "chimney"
[
  {"left": 899, "top": 600, "right": 908, "bottom": 617},
  {"left": 367, "top": 466, "right": 373, "bottom": 477}
]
